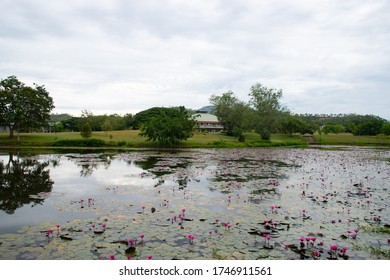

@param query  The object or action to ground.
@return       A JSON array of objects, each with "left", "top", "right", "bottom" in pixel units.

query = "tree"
[
  {"left": 61, "top": 117, "right": 80, "bottom": 132},
  {"left": 322, "top": 124, "right": 345, "bottom": 134},
  {"left": 52, "top": 122, "right": 64, "bottom": 133},
  {"left": 381, "top": 123, "right": 390, "bottom": 136},
  {"left": 139, "top": 107, "right": 196, "bottom": 147},
  {"left": 209, "top": 91, "right": 250, "bottom": 137},
  {"left": 123, "top": 113, "right": 134, "bottom": 129},
  {"left": 353, "top": 116, "right": 386, "bottom": 136},
  {"left": 248, "top": 83, "right": 287, "bottom": 140},
  {"left": 80, "top": 122, "right": 92, "bottom": 138},
  {"left": 101, "top": 119, "right": 112, "bottom": 136},
  {"left": 0, "top": 76, "right": 54, "bottom": 139},
  {"left": 133, "top": 107, "right": 182, "bottom": 130},
  {"left": 280, "top": 114, "right": 306, "bottom": 135}
]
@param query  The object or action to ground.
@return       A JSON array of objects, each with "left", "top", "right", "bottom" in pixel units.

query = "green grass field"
[
  {"left": 315, "top": 133, "right": 390, "bottom": 146},
  {"left": 0, "top": 130, "right": 389, "bottom": 149}
]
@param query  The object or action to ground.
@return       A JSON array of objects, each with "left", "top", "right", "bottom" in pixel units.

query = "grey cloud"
[{"left": 1, "top": 0, "right": 389, "bottom": 119}]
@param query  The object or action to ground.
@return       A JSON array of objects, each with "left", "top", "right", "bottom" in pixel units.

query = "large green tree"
[
  {"left": 133, "top": 107, "right": 181, "bottom": 130},
  {"left": 249, "top": 83, "right": 287, "bottom": 140},
  {"left": 139, "top": 107, "right": 196, "bottom": 147},
  {"left": 352, "top": 116, "right": 386, "bottom": 136},
  {"left": 381, "top": 123, "right": 390, "bottom": 136},
  {"left": 280, "top": 113, "right": 306, "bottom": 135},
  {"left": 0, "top": 76, "right": 54, "bottom": 139},
  {"left": 209, "top": 91, "right": 250, "bottom": 137}
]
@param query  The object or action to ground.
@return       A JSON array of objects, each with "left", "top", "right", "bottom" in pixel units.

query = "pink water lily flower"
[
  {"left": 187, "top": 234, "right": 195, "bottom": 244},
  {"left": 330, "top": 245, "right": 338, "bottom": 251}
]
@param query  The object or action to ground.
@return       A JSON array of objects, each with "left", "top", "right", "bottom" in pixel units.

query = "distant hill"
[
  {"left": 50, "top": 113, "right": 73, "bottom": 123},
  {"left": 197, "top": 105, "right": 214, "bottom": 113}
]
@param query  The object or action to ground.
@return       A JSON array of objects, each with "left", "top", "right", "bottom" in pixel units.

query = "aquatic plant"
[
  {"left": 329, "top": 245, "right": 338, "bottom": 259},
  {"left": 187, "top": 234, "right": 195, "bottom": 245},
  {"left": 312, "top": 251, "right": 320, "bottom": 259},
  {"left": 263, "top": 234, "right": 271, "bottom": 248}
]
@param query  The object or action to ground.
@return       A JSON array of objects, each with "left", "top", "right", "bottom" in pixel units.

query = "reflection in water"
[
  {"left": 133, "top": 156, "right": 159, "bottom": 173},
  {"left": 0, "top": 151, "right": 295, "bottom": 216},
  {"left": 66, "top": 154, "right": 113, "bottom": 177},
  {"left": 133, "top": 154, "right": 193, "bottom": 189},
  {"left": 0, "top": 154, "right": 54, "bottom": 214}
]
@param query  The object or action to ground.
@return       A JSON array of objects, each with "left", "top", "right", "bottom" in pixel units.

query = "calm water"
[{"left": 0, "top": 147, "right": 389, "bottom": 260}]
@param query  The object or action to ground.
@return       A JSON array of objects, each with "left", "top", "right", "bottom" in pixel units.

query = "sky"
[{"left": 1, "top": 0, "right": 389, "bottom": 120}]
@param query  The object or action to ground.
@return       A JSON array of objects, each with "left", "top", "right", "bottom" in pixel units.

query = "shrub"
[
  {"left": 80, "top": 123, "right": 92, "bottom": 138},
  {"left": 52, "top": 138, "right": 105, "bottom": 147}
]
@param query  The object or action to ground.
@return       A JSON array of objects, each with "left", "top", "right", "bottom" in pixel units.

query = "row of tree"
[
  {"left": 209, "top": 84, "right": 390, "bottom": 139},
  {"left": 210, "top": 83, "right": 287, "bottom": 140},
  {"left": 51, "top": 111, "right": 134, "bottom": 133},
  {"left": 49, "top": 106, "right": 196, "bottom": 134}
]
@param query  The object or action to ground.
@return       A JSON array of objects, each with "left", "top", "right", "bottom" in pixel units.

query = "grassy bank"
[
  {"left": 0, "top": 131, "right": 389, "bottom": 149},
  {"left": 315, "top": 133, "right": 390, "bottom": 146},
  {"left": 0, "top": 130, "right": 307, "bottom": 149}
]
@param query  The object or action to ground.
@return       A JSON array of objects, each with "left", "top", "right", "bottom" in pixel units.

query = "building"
[{"left": 192, "top": 112, "right": 223, "bottom": 132}]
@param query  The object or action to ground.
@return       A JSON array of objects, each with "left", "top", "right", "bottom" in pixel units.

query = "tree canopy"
[
  {"left": 139, "top": 107, "right": 196, "bottom": 147},
  {"left": 0, "top": 76, "right": 54, "bottom": 138},
  {"left": 209, "top": 91, "right": 249, "bottom": 138},
  {"left": 249, "top": 83, "right": 287, "bottom": 140},
  {"left": 132, "top": 107, "right": 182, "bottom": 130}
]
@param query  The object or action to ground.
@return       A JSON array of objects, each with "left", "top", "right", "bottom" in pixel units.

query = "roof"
[{"left": 192, "top": 113, "right": 220, "bottom": 123}]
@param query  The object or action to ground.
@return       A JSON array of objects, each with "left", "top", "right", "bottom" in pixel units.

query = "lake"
[{"left": 0, "top": 147, "right": 389, "bottom": 260}]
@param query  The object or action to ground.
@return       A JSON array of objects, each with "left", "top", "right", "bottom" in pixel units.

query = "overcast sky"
[{"left": 1, "top": 0, "right": 389, "bottom": 119}]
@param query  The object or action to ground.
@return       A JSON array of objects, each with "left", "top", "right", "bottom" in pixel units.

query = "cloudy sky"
[{"left": 1, "top": 0, "right": 389, "bottom": 119}]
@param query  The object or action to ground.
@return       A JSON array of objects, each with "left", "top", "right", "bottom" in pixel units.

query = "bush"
[
  {"left": 237, "top": 134, "right": 245, "bottom": 142},
  {"left": 117, "top": 140, "right": 127, "bottom": 146},
  {"left": 80, "top": 123, "right": 92, "bottom": 138},
  {"left": 52, "top": 138, "right": 106, "bottom": 147}
]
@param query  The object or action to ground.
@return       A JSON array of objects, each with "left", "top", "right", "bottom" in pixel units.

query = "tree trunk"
[
  {"left": 17, "top": 123, "right": 20, "bottom": 143},
  {"left": 9, "top": 127, "right": 14, "bottom": 138}
]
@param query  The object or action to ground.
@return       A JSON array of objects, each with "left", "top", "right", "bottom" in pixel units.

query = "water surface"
[{"left": 0, "top": 147, "right": 389, "bottom": 260}]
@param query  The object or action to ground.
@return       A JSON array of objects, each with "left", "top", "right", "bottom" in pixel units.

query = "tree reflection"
[
  {"left": 0, "top": 154, "right": 54, "bottom": 214},
  {"left": 133, "top": 156, "right": 160, "bottom": 174},
  {"left": 133, "top": 155, "right": 194, "bottom": 189}
]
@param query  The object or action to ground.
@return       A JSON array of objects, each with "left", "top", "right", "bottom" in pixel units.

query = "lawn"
[
  {"left": 0, "top": 131, "right": 388, "bottom": 148},
  {"left": 315, "top": 133, "right": 390, "bottom": 146}
]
